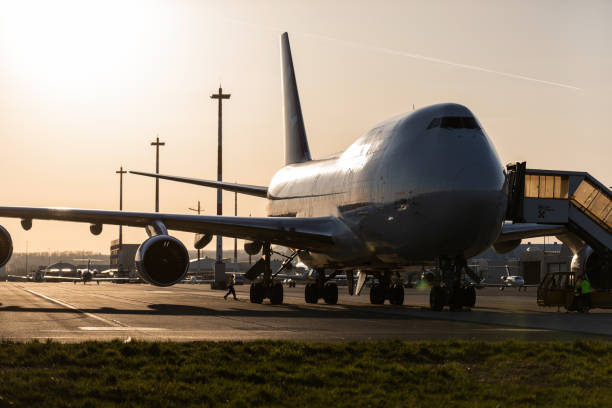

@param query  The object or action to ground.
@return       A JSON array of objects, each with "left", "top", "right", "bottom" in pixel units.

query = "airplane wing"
[
  {"left": 0, "top": 206, "right": 336, "bottom": 251},
  {"left": 496, "top": 223, "right": 566, "bottom": 243},
  {"left": 129, "top": 171, "right": 268, "bottom": 198},
  {"left": 492, "top": 223, "right": 566, "bottom": 253}
]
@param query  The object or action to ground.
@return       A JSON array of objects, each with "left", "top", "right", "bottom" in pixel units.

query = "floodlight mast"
[
  {"left": 115, "top": 165, "right": 127, "bottom": 248},
  {"left": 210, "top": 86, "right": 231, "bottom": 263},
  {"left": 150, "top": 136, "right": 165, "bottom": 213}
]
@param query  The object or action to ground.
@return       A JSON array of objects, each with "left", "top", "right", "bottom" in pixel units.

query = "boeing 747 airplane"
[{"left": 0, "top": 33, "right": 559, "bottom": 310}]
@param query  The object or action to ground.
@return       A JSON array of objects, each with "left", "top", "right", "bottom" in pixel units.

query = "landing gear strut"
[
  {"left": 429, "top": 257, "right": 477, "bottom": 311},
  {"left": 369, "top": 271, "right": 404, "bottom": 305},
  {"left": 248, "top": 243, "right": 283, "bottom": 305},
  {"left": 304, "top": 269, "right": 339, "bottom": 305}
]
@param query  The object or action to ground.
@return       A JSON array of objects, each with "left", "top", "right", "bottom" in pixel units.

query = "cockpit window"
[{"left": 427, "top": 116, "right": 480, "bottom": 130}]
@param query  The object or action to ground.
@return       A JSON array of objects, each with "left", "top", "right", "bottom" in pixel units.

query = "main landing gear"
[
  {"left": 248, "top": 243, "right": 284, "bottom": 305},
  {"left": 369, "top": 271, "right": 405, "bottom": 305},
  {"left": 429, "top": 257, "right": 477, "bottom": 311},
  {"left": 305, "top": 269, "right": 339, "bottom": 305}
]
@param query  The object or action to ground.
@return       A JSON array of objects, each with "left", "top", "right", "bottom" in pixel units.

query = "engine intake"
[
  {"left": 244, "top": 241, "right": 263, "bottom": 256},
  {"left": 572, "top": 246, "right": 612, "bottom": 290},
  {"left": 135, "top": 235, "right": 189, "bottom": 286},
  {"left": 0, "top": 225, "right": 12, "bottom": 267},
  {"left": 194, "top": 233, "right": 213, "bottom": 250}
]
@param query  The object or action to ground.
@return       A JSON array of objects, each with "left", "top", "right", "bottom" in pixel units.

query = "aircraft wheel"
[
  {"left": 270, "top": 282, "right": 283, "bottom": 305},
  {"left": 251, "top": 283, "right": 265, "bottom": 304},
  {"left": 464, "top": 286, "right": 476, "bottom": 308},
  {"left": 429, "top": 286, "right": 445, "bottom": 311},
  {"left": 390, "top": 284, "right": 404, "bottom": 305},
  {"left": 449, "top": 288, "right": 464, "bottom": 310},
  {"left": 323, "top": 282, "right": 338, "bottom": 305},
  {"left": 369, "top": 284, "right": 385, "bottom": 305},
  {"left": 305, "top": 283, "right": 318, "bottom": 304}
]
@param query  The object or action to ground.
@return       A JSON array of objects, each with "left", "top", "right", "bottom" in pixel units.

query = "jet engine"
[
  {"left": 492, "top": 239, "right": 521, "bottom": 254},
  {"left": 572, "top": 246, "right": 611, "bottom": 289},
  {"left": 194, "top": 233, "right": 213, "bottom": 250},
  {"left": 0, "top": 225, "right": 13, "bottom": 267},
  {"left": 244, "top": 241, "right": 263, "bottom": 256},
  {"left": 135, "top": 235, "right": 189, "bottom": 286}
]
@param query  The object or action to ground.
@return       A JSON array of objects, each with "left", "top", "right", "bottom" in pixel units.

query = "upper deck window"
[{"left": 426, "top": 116, "right": 480, "bottom": 130}]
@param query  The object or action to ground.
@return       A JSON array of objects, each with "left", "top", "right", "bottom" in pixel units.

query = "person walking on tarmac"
[
  {"left": 579, "top": 274, "right": 593, "bottom": 312},
  {"left": 224, "top": 273, "right": 238, "bottom": 300}
]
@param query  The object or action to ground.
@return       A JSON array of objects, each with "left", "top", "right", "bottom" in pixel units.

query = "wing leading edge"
[
  {"left": 0, "top": 206, "right": 334, "bottom": 251},
  {"left": 129, "top": 171, "right": 268, "bottom": 198},
  {"left": 496, "top": 223, "right": 566, "bottom": 243}
]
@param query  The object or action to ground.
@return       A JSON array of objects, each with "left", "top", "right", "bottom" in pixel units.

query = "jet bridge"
[{"left": 505, "top": 162, "right": 612, "bottom": 288}]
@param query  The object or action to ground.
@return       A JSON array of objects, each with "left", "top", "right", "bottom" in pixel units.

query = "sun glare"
[{"left": 0, "top": 0, "right": 174, "bottom": 100}]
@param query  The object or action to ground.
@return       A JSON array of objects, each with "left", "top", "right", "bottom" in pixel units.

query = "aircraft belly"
[{"left": 349, "top": 190, "right": 505, "bottom": 263}]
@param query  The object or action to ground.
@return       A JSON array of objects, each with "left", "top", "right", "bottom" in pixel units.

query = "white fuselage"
[{"left": 265, "top": 103, "right": 508, "bottom": 270}]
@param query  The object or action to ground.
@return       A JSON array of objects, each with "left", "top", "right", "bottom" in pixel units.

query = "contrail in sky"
[
  {"left": 299, "top": 32, "right": 583, "bottom": 92},
  {"left": 221, "top": 17, "right": 583, "bottom": 92}
]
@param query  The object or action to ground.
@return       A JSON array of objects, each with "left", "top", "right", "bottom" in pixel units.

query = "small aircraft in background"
[{"left": 485, "top": 265, "right": 536, "bottom": 291}]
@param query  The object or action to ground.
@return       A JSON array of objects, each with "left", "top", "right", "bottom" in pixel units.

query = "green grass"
[{"left": 0, "top": 340, "right": 610, "bottom": 407}]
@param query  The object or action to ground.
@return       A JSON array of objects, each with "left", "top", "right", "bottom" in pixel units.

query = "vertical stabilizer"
[{"left": 281, "top": 32, "right": 311, "bottom": 165}]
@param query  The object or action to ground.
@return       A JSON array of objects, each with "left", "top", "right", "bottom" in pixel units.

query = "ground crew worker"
[
  {"left": 224, "top": 273, "right": 238, "bottom": 300},
  {"left": 579, "top": 275, "right": 593, "bottom": 311}
]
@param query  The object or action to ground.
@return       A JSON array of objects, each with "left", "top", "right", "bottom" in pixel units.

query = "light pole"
[
  {"left": 188, "top": 201, "right": 202, "bottom": 271},
  {"left": 116, "top": 166, "right": 127, "bottom": 248},
  {"left": 210, "top": 86, "right": 230, "bottom": 264},
  {"left": 25, "top": 241, "right": 28, "bottom": 276},
  {"left": 234, "top": 190, "right": 237, "bottom": 264},
  {"left": 150, "top": 136, "right": 165, "bottom": 212}
]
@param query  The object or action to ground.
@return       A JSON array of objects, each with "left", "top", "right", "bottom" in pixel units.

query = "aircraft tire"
[
  {"left": 323, "top": 282, "right": 338, "bottom": 305},
  {"left": 449, "top": 288, "right": 464, "bottom": 310},
  {"left": 251, "top": 283, "right": 265, "bottom": 304},
  {"left": 429, "top": 286, "right": 444, "bottom": 311},
  {"left": 305, "top": 283, "right": 318, "bottom": 304},
  {"left": 369, "top": 284, "right": 385, "bottom": 305},
  {"left": 270, "top": 282, "right": 283, "bottom": 305},
  {"left": 390, "top": 284, "right": 404, "bottom": 305},
  {"left": 464, "top": 286, "right": 476, "bottom": 308}
]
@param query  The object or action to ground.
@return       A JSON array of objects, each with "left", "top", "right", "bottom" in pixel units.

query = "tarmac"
[{"left": 0, "top": 281, "right": 611, "bottom": 342}]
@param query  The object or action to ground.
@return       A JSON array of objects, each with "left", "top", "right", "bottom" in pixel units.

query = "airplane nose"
[{"left": 448, "top": 161, "right": 507, "bottom": 257}]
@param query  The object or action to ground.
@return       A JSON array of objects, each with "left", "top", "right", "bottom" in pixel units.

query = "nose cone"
[{"left": 391, "top": 103, "right": 507, "bottom": 258}]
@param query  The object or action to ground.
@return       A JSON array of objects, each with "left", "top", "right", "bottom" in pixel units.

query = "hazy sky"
[{"left": 0, "top": 0, "right": 610, "bottom": 253}]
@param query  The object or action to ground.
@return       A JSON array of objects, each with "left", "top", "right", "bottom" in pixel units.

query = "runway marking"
[
  {"left": 474, "top": 328, "right": 551, "bottom": 332},
  {"left": 79, "top": 327, "right": 164, "bottom": 331},
  {"left": 22, "top": 287, "right": 124, "bottom": 328}
]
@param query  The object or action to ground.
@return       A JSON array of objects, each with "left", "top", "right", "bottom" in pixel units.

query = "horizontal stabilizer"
[{"left": 130, "top": 171, "right": 268, "bottom": 198}]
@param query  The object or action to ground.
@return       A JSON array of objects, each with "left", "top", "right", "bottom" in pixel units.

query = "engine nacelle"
[
  {"left": 135, "top": 235, "right": 189, "bottom": 286},
  {"left": 194, "top": 233, "right": 213, "bottom": 250},
  {"left": 244, "top": 241, "right": 263, "bottom": 256},
  {"left": 572, "top": 246, "right": 612, "bottom": 290},
  {"left": 492, "top": 239, "right": 521, "bottom": 254},
  {"left": 0, "top": 225, "right": 13, "bottom": 267},
  {"left": 90, "top": 224, "right": 103, "bottom": 236}
]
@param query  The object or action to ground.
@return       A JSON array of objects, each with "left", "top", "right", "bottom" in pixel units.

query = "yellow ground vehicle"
[{"left": 537, "top": 272, "right": 612, "bottom": 312}]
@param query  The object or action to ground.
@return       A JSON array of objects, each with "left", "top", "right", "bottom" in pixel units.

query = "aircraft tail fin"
[{"left": 281, "top": 32, "right": 311, "bottom": 165}]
